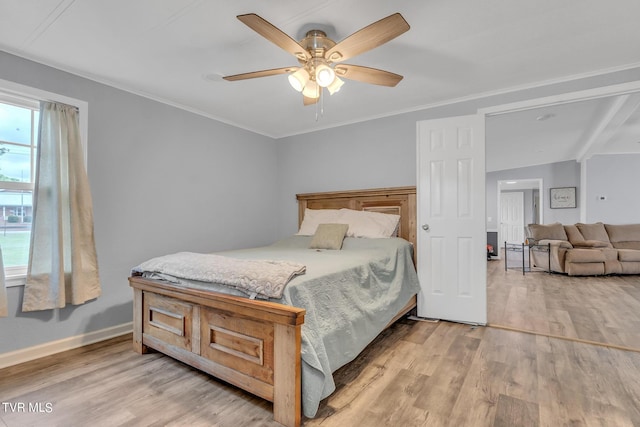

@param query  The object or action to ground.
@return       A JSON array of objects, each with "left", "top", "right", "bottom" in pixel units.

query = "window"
[
  {"left": 0, "top": 79, "right": 88, "bottom": 286},
  {"left": 0, "top": 95, "right": 38, "bottom": 279}
]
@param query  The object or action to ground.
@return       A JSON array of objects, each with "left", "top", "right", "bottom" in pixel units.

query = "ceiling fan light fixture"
[
  {"left": 315, "top": 63, "right": 335, "bottom": 87},
  {"left": 327, "top": 76, "right": 344, "bottom": 95},
  {"left": 288, "top": 68, "right": 309, "bottom": 92},
  {"left": 226, "top": 13, "right": 410, "bottom": 107},
  {"left": 302, "top": 80, "right": 320, "bottom": 99}
]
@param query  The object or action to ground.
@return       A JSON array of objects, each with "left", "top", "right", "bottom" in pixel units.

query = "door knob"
[{"left": 422, "top": 224, "right": 430, "bottom": 231}]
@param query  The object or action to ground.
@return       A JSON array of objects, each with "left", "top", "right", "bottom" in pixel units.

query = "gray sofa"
[{"left": 527, "top": 222, "right": 640, "bottom": 276}]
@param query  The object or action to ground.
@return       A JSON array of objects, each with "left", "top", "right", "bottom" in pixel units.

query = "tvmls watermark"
[{"left": 2, "top": 401, "right": 54, "bottom": 414}]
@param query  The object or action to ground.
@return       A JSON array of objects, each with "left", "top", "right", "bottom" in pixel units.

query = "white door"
[
  {"left": 500, "top": 191, "right": 524, "bottom": 244},
  {"left": 416, "top": 115, "right": 486, "bottom": 325}
]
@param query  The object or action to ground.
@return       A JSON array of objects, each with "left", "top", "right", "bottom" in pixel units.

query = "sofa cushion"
[
  {"left": 605, "top": 223, "right": 640, "bottom": 242},
  {"left": 612, "top": 242, "right": 640, "bottom": 250},
  {"left": 576, "top": 223, "right": 612, "bottom": 247},
  {"left": 621, "top": 262, "right": 640, "bottom": 274},
  {"left": 604, "top": 260, "right": 623, "bottom": 275},
  {"left": 618, "top": 249, "right": 640, "bottom": 262},
  {"left": 605, "top": 224, "right": 640, "bottom": 249},
  {"left": 564, "top": 224, "right": 586, "bottom": 245},
  {"left": 602, "top": 248, "right": 619, "bottom": 261},
  {"left": 528, "top": 223, "right": 568, "bottom": 241}
]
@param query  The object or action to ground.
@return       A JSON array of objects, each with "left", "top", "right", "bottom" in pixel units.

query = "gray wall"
[
  {"left": 275, "top": 114, "right": 420, "bottom": 236},
  {"left": 586, "top": 153, "right": 640, "bottom": 224},
  {"left": 0, "top": 51, "right": 278, "bottom": 354},
  {"left": 484, "top": 153, "right": 640, "bottom": 231}
]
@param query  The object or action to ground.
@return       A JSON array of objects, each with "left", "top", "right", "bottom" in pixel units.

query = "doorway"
[
  {"left": 496, "top": 178, "right": 543, "bottom": 258},
  {"left": 416, "top": 80, "right": 640, "bottom": 326},
  {"left": 481, "top": 80, "right": 640, "bottom": 349}
]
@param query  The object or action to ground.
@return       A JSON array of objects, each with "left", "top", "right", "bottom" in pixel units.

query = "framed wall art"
[{"left": 550, "top": 187, "right": 576, "bottom": 209}]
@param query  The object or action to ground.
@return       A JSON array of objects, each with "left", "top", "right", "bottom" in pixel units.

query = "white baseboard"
[{"left": 0, "top": 322, "right": 132, "bottom": 369}]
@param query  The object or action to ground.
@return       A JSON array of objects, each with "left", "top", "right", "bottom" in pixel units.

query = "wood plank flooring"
[
  {"left": 488, "top": 259, "right": 640, "bottom": 350},
  {"left": 2, "top": 262, "right": 639, "bottom": 426},
  {"left": 3, "top": 319, "right": 640, "bottom": 426}
]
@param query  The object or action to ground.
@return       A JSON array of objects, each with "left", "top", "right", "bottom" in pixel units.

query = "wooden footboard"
[{"left": 129, "top": 275, "right": 305, "bottom": 427}]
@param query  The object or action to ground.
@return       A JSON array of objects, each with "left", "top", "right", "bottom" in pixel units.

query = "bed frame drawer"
[
  {"left": 143, "top": 292, "right": 195, "bottom": 352},
  {"left": 200, "top": 307, "right": 275, "bottom": 385}
]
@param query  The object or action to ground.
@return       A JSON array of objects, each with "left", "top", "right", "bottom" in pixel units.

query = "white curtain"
[
  {"left": 22, "top": 102, "right": 101, "bottom": 312},
  {"left": 0, "top": 248, "right": 6, "bottom": 317}
]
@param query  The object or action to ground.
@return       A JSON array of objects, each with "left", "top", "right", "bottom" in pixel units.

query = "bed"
[{"left": 129, "top": 186, "right": 419, "bottom": 427}]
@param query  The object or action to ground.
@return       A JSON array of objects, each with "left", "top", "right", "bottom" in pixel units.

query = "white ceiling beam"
[{"left": 577, "top": 93, "right": 640, "bottom": 162}]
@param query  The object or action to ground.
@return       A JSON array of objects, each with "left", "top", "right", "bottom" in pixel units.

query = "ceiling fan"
[{"left": 223, "top": 13, "right": 410, "bottom": 106}]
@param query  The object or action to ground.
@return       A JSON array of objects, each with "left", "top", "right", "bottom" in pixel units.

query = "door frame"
[
  {"left": 472, "top": 80, "right": 640, "bottom": 320},
  {"left": 415, "top": 80, "right": 640, "bottom": 324},
  {"left": 496, "top": 178, "right": 543, "bottom": 258}
]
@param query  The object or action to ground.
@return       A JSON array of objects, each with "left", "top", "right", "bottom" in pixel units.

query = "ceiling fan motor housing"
[
  {"left": 297, "top": 29, "right": 337, "bottom": 85},
  {"left": 301, "top": 30, "right": 336, "bottom": 58}
]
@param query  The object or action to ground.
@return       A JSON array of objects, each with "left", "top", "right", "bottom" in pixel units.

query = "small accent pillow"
[
  {"left": 297, "top": 208, "right": 342, "bottom": 235},
  {"left": 309, "top": 223, "right": 349, "bottom": 250}
]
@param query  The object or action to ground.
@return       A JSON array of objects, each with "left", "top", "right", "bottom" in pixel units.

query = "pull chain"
[{"left": 315, "top": 89, "right": 324, "bottom": 121}]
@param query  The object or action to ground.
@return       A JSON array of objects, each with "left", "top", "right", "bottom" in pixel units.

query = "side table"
[
  {"left": 504, "top": 242, "right": 551, "bottom": 275},
  {"left": 504, "top": 242, "right": 527, "bottom": 275}
]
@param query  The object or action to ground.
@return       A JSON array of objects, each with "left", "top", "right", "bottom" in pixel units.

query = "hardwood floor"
[
  {"left": 488, "top": 259, "right": 640, "bottom": 350},
  {"left": 3, "top": 263, "right": 640, "bottom": 426},
  {"left": 3, "top": 320, "right": 640, "bottom": 426}
]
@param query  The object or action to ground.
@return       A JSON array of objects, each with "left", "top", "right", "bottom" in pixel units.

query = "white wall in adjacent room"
[{"left": 586, "top": 153, "right": 640, "bottom": 224}]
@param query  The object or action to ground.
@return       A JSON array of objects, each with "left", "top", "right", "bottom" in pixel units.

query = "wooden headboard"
[{"left": 296, "top": 186, "right": 417, "bottom": 261}]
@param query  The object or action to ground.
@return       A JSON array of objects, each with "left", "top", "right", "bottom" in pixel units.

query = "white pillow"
[
  {"left": 296, "top": 208, "right": 342, "bottom": 235},
  {"left": 338, "top": 208, "right": 400, "bottom": 238}
]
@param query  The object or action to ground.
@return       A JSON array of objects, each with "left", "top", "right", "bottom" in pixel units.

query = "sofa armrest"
[{"left": 572, "top": 240, "right": 609, "bottom": 248}]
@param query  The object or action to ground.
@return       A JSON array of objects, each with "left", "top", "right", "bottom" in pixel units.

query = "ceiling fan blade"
[
  {"left": 303, "top": 95, "right": 319, "bottom": 106},
  {"left": 223, "top": 66, "right": 297, "bottom": 81},
  {"left": 325, "top": 13, "right": 409, "bottom": 63},
  {"left": 334, "top": 64, "right": 403, "bottom": 87},
  {"left": 237, "top": 14, "right": 311, "bottom": 61}
]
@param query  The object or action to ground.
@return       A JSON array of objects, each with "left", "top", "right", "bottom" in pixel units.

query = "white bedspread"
[{"left": 132, "top": 252, "right": 305, "bottom": 299}]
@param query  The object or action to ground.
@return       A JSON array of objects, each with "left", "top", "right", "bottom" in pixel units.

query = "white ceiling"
[
  {"left": 2, "top": 0, "right": 640, "bottom": 167},
  {"left": 486, "top": 92, "right": 640, "bottom": 171}
]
